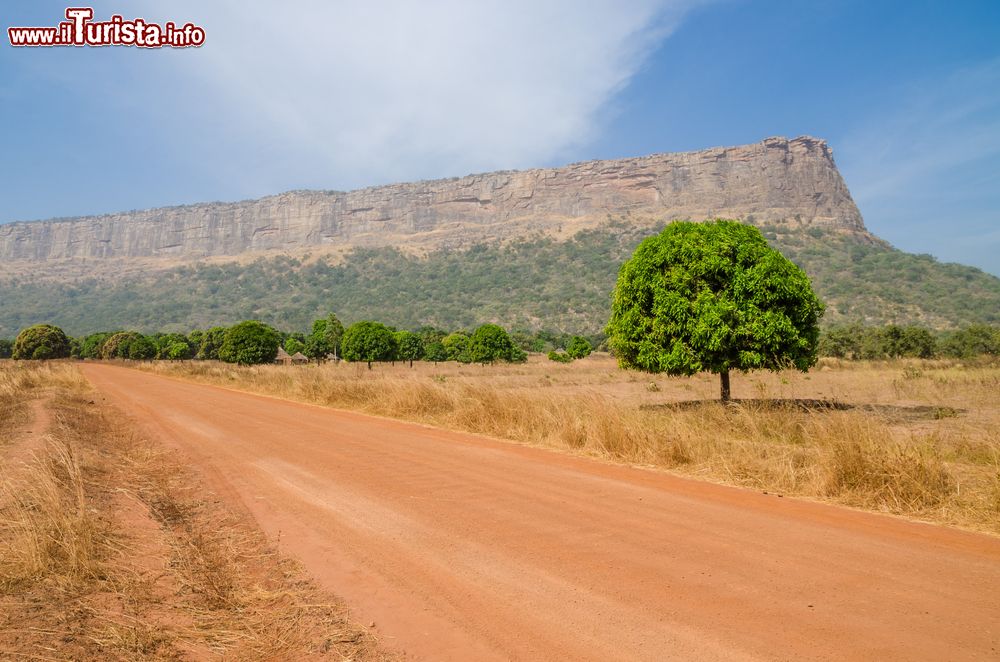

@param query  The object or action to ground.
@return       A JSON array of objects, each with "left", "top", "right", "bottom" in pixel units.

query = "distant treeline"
[
  {"left": 817, "top": 324, "right": 1000, "bottom": 360},
  {"left": 2, "top": 318, "right": 997, "bottom": 365}
]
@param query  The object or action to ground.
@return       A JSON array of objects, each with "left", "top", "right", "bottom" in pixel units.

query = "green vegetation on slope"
[
  {"left": 761, "top": 224, "right": 1000, "bottom": 328},
  {"left": 1, "top": 221, "right": 998, "bottom": 337}
]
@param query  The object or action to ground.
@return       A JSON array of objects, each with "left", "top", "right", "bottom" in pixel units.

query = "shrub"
[
  {"left": 818, "top": 324, "right": 863, "bottom": 358},
  {"left": 941, "top": 324, "right": 1000, "bottom": 358},
  {"left": 860, "top": 325, "right": 937, "bottom": 359},
  {"left": 565, "top": 336, "right": 593, "bottom": 360}
]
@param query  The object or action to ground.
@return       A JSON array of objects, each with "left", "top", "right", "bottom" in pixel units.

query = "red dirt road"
[{"left": 82, "top": 364, "right": 999, "bottom": 661}]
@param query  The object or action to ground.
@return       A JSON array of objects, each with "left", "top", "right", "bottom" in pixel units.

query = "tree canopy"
[
  {"left": 284, "top": 337, "right": 306, "bottom": 356},
  {"left": 78, "top": 332, "right": 114, "bottom": 359},
  {"left": 305, "top": 313, "right": 346, "bottom": 360},
  {"left": 469, "top": 324, "right": 513, "bottom": 364},
  {"left": 219, "top": 321, "right": 281, "bottom": 366},
  {"left": 606, "top": 220, "right": 824, "bottom": 400},
  {"left": 423, "top": 339, "right": 448, "bottom": 363},
  {"left": 394, "top": 330, "right": 424, "bottom": 366},
  {"left": 151, "top": 333, "right": 193, "bottom": 360},
  {"left": 12, "top": 324, "right": 72, "bottom": 360},
  {"left": 341, "top": 321, "right": 397, "bottom": 368},
  {"left": 164, "top": 342, "right": 192, "bottom": 361},
  {"left": 101, "top": 332, "right": 153, "bottom": 360},
  {"left": 196, "top": 326, "right": 228, "bottom": 361},
  {"left": 442, "top": 332, "right": 471, "bottom": 363}
]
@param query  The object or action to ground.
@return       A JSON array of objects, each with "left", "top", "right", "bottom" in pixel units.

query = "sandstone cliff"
[{"left": 0, "top": 136, "right": 867, "bottom": 263}]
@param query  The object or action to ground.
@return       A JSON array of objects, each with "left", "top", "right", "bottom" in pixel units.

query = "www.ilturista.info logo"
[{"left": 8, "top": 7, "right": 205, "bottom": 48}]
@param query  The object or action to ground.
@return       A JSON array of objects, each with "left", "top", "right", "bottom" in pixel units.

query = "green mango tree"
[{"left": 606, "top": 220, "right": 823, "bottom": 401}]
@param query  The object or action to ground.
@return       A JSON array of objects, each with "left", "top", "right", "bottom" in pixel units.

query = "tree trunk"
[
  {"left": 720, "top": 370, "right": 731, "bottom": 402},
  {"left": 409, "top": 359, "right": 413, "bottom": 368},
  {"left": 367, "top": 360, "right": 372, "bottom": 370}
]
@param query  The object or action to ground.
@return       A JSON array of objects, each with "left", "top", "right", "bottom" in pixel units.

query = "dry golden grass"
[
  {"left": 0, "top": 362, "right": 395, "bottom": 660},
  {"left": 137, "top": 355, "right": 1000, "bottom": 534},
  {"left": 0, "top": 428, "right": 107, "bottom": 594},
  {"left": 0, "top": 360, "right": 87, "bottom": 442}
]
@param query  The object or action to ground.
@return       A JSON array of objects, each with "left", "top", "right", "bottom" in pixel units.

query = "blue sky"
[{"left": 2, "top": 1, "right": 999, "bottom": 274}]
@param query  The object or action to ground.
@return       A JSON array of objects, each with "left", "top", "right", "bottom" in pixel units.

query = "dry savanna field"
[{"left": 2, "top": 354, "right": 998, "bottom": 659}]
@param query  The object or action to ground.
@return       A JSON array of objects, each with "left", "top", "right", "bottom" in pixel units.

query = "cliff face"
[{"left": 0, "top": 136, "right": 866, "bottom": 262}]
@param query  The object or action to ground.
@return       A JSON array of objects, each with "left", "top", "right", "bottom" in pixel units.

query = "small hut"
[
  {"left": 275, "top": 347, "right": 292, "bottom": 365},
  {"left": 291, "top": 351, "right": 309, "bottom": 365}
]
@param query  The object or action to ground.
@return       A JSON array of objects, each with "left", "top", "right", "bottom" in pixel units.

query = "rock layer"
[{"left": 0, "top": 136, "right": 866, "bottom": 262}]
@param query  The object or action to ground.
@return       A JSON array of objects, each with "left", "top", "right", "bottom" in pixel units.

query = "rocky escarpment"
[{"left": 0, "top": 136, "right": 867, "bottom": 262}]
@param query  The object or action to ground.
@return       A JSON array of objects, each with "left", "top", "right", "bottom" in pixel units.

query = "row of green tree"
[
  {"left": 818, "top": 324, "right": 1000, "bottom": 360},
  {"left": 0, "top": 314, "right": 1000, "bottom": 364},
  {"left": 3, "top": 319, "right": 997, "bottom": 365},
  {"left": 1, "top": 316, "right": 557, "bottom": 367}
]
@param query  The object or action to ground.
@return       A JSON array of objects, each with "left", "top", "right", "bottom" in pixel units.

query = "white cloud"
[{"left": 133, "top": 0, "right": 705, "bottom": 191}]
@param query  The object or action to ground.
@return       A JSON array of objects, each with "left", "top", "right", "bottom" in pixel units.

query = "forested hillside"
[{"left": 1, "top": 221, "right": 998, "bottom": 337}]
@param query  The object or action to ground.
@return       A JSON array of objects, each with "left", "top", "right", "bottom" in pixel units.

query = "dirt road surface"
[{"left": 81, "top": 364, "right": 1000, "bottom": 661}]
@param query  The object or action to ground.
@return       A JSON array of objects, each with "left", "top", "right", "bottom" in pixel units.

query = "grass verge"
[{"left": 0, "top": 361, "right": 394, "bottom": 660}]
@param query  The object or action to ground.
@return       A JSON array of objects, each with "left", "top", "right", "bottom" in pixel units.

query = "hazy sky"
[{"left": 2, "top": 1, "right": 998, "bottom": 274}]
